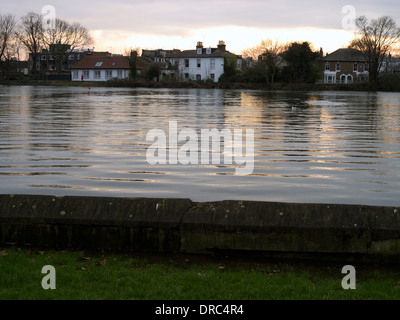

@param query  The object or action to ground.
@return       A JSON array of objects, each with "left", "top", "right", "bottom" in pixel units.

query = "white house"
[
  {"left": 71, "top": 54, "right": 130, "bottom": 81},
  {"left": 167, "top": 41, "right": 242, "bottom": 82}
]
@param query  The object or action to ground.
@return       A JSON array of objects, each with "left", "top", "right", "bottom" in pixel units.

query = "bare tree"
[
  {"left": 350, "top": 16, "right": 400, "bottom": 90},
  {"left": 242, "top": 39, "right": 285, "bottom": 84},
  {"left": 0, "top": 13, "right": 17, "bottom": 80},
  {"left": 242, "top": 45, "right": 264, "bottom": 61},
  {"left": 43, "top": 18, "right": 93, "bottom": 74},
  {"left": 123, "top": 47, "right": 141, "bottom": 57},
  {"left": 18, "top": 12, "right": 44, "bottom": 78}
]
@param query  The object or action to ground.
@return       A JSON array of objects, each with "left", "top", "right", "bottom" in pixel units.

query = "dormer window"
[
  {"left": 197, "top": 48, "right": 202, "bottom": 54},
  {"left": 95, "top": 62, "right": 103, "bottom": 67},
  {"left": 206, "top": 48, "right": 211, "bottom": 55}
]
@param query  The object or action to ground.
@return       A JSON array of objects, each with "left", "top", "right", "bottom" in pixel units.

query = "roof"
[
  {"left": 323, "top": 48, "right": 367, "bottom": 62},
  {"left": 71, "top": 55, "right": 130, "bottom": 69},
  {"left": 166, "top": 48, "right": 240, "bottom": 59}
]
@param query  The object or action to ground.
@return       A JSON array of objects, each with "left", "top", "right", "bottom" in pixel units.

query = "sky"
[{"left": 1, "top": 0, "right": 400, "bottom": 56}]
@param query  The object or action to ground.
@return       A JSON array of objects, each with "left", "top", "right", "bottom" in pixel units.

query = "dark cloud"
[{"left": 1, "top": 0, "right": 399, "bottom": 35}]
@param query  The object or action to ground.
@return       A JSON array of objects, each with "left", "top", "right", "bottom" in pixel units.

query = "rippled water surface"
[{"left": 1, "top": 85, "right": 400, "bottom": 206}]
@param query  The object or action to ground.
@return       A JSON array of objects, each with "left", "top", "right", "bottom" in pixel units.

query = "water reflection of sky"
[{"left": 0, "top": 86, "right": 399, "bottom": 207}]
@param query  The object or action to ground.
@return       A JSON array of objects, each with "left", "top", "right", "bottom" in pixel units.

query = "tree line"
[
  {"left": 0, "top": 12, "right": 92, "bottom": 80},
  {"left": 232, "top": 16, "right": 400, "bottom": 91}
]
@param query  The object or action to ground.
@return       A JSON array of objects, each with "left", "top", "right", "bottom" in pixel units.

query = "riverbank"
[
  {"left": 1, "top": 78, "right": 372, "bottom": 91},
  {"left": 3, "top": 72, "right": 400, "bottom": 91}
]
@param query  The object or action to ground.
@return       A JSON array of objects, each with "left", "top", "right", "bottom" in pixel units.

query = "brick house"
[
  {"left": 321, "top": 48, "right": 369, "bottom": 84},
  {"left": 30, "top": 46, "right": 109, "bottom": 75}
]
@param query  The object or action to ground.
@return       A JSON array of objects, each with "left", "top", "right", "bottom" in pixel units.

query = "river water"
[{"left": 0, "top": 85, "right": 399, "bottom": 206}]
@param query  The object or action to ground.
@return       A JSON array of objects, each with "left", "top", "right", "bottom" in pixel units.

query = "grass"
[{"left": 1, "top": 246, "right": 400, "bottom": 300}]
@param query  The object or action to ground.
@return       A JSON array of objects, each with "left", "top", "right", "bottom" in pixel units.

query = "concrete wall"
[{"left": 1, "top": 195, "right": 400, "bottom": 261}]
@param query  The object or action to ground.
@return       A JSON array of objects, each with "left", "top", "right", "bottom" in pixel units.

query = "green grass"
[{"left": 1, "top": 247, "right": 399, "bottom": 300}]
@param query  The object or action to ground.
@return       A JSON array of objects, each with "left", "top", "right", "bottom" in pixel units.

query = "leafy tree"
[
  {"left": 223, "top": 54, "right": 238, "bottom": 78},
  {"left": 350, "top": 16, "right": 400, "bottom": 91},
  {"left": 281, "top": 41, "right": 320, "bottom": 83},
  {"left": 144, "top": 62, "right": 162, "bottom": 81},
  {"left": 125, "top": 47, "right": 140, "bottom": 80}
]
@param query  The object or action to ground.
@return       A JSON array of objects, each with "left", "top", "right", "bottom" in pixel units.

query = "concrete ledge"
[{"left": 1, "top": 195, "right": 400, "bottom": 261}]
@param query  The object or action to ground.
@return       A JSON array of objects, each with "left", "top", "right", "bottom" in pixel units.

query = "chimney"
[
  {"left": 319, "top": 47, "right": 323, "bottom": 59},
  {"left": 217, "top": 40, "right": 226, "bottom": 52},
  {"left": 196, "top": 41, "right": 203, "bottom": 49}
]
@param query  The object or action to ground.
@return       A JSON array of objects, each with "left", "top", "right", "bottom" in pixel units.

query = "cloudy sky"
[{"left": 1, "top": 0, "right": 400, "bottom": 55}]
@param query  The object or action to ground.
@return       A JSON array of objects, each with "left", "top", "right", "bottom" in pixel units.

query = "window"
[
  {"left": 106, "top": 70, "right": 112, "bottom": 79},
  {"left": 94, "top": 70, "right": 101, "bottom": 79},
  {"left": 336, "top": 62, "right": 341, "bottom": 71},
  {"left": 196, "top": 74, "right": 201, "bottom": 81},
  {"left": 118, "top": 70, "right": 123, "bottom": 78},
  {"left": 83, "top": 70, "right": 89, "bottom": 79},
  {"left": 49, "top": 55, "right": 54, "bottom": 61},
  {"left": 325, "top": 62, "right": 330, "bottom": 71},
  {"left": 95, "top": 62, "right": 103, "bottom": 67},
  {"left": 206, "top": 48, "right": 212, "bottom": 55},
  {"left": 197, "top": 48, "right": 202, "bottom": 55},
  {"left": 353, "top": 62, "right": 358, "bottom": 72},
  {"left": 210, "top": 58, "right": 215, "bottom": 70},
  {"left": 184, "top": 73, "right": 189, "bottom": 80},
  {"left": 325, "top": 75, "right": 335, "bottom": 84},
  {"left": 68, "top": 55, "right": 74, "bottom": 60},
  {"left": 197, "top": 59, "right": 201, "bottom": 68},
  {"left": 365, "top": 63, "right": 369, "bottom": 71},
  {"left": 42, "top": 55, "right": 47, "bottom": 61},
  {"left": 210, "top": 73, "right": 215, "bottom": 80},
  {"left": 184, "top": 59, "right": 189, "bottom": 68},
  {"left": 73, "top": 70, "right": 78, "bottom": 79}
]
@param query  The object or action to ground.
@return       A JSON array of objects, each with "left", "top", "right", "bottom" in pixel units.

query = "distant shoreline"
[
  {"left": 4, "top": 78, "right": 400, "bottom": 92},
  {"left": 1, "top": 79, "right": 375, "bottom": 91}
]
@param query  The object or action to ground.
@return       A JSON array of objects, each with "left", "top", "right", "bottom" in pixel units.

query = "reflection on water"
[{"left": 1, "top": 86, "right": 400, "bottom": 206}]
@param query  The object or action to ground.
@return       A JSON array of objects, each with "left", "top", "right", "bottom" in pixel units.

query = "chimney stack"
[
  {"left": 196, "top": 41, "right": 203, "bottom": 49},
  {"left": 217, "top": 40, "right": 226, "bottom": 52}
]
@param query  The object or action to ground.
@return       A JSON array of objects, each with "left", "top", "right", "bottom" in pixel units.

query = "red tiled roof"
[{"left": 71, "top": 55, "right": 130, "bottom": 69}]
